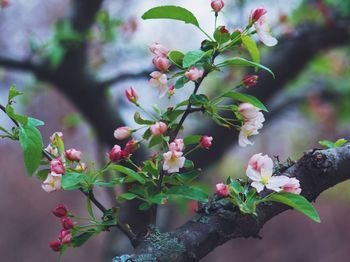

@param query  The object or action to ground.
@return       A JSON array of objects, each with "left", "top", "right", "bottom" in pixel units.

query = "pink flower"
[
  {"left": 169, "top": 138, "right": 184, "bottom": 152},
  {"left": 42, "top": 172, "right": 62, "bottom": 193},
  {"left": 200, "top": 136, "right": 213, "bottom": 149},
  {"left": 238, "top": 103, "right": 265, "bottom": 147},
  {"left": 242, "top": 75, "right": 258, "bottom": 87},
  {"left": 149, "top": 43, "right": 169, "bottom": 57},
  {"left": 58, "top": 230, "right": 72, "bottom": 244},
  {"left": 52, "top": 205, "right": 68, "bottom": 218},
  {"left": 282, "top": 177, "right": 302, "bottom": 194},
  {"left": 114, "top": 126, "right": 132, "bottom": 140},
  {"left": 50, "top": 158, "right": 65, "bottom": 174},
  {"left": 216, "top": 183, "right": 229, "bottom": 197},
  {"left": 150, "top": 122, "right": 168, "bottom": 136},
  {"left": 75, "top": 162, "right": 87, "bottom": 172},
  {"left": 124, "top": 139, "right": 139, "bottom": 154},
  {"left": 125, "top": 86, "right": 138, "bottom": 104},
  {"left": 153, "top": 56, "right": 171, "bottom": 72},
  {"left": 49, "top": 241, "right": 61, "bottom": 252},
  {"left": 250, "top": 7, "right": 267, "bottom": 23},
  {"left": 211, "top": 0, "right": 224, "bottom": 12},
  {"left": 250, "top": 7, "right": 278, "bottom": 47},
  {"left": 185, "top": 67, "right": 204, "bottom": 81},
  {"left": 50, "top": 132, "right": 63, "bottom": 144},
  {"left": 109, "top": 145, "right": 122, "bottom": 162},
  {"left": 246, "top": 154, "right": 289, "bottom": 193},
  {"left": 45, "top": 144, "right": 58, "bottom": 156},
  {"left": 163, "top": 150, "right": 186, "bottom": 173},
  {"left": 64, "top": 148, "right": 82, "bottom": 162},
  {"left": 149, "top": 71, "right": 168, "bottom": 97},
  {"left": 61, "top": 217, "right": 74, "bottom": 230}
]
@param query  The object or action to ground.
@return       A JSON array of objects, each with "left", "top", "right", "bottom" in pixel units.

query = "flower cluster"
[
  {"left": 49, "top": 205, "right": 74, "bottom": 252},
  {"left": 42, "top": 132, "right": 84, "bottom": 193},
  {"left": 238, "top": 103, "right": 265, "bottom": 147}
]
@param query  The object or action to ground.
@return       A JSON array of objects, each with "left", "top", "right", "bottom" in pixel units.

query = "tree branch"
[
  {"left": 0, "top": 56, "right": 41, "bottom": 73},
  {"left": 100, "top": 69, "right": 151, "bottom": 89},
  {"left": 114, "top": 145, "right": 350, "bottom": 261}
]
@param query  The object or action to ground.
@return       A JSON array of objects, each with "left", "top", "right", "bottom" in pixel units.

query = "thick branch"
[
  {"left": 0, "top": 56, "right": 41, "bottom": 73},
  {"left": 115, "top": 145, "right": 350, "bottom": 261}
]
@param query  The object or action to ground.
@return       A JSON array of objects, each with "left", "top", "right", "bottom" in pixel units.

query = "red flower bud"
[
  {"left": 50, "top": 158, "right": 65, "bottom": 174},
  {"left": 58, "top": 229, "right": 72, "bottom": 244},
  {"left": 242, "top": 75, "right": 258, "bottom": 87},
  {"left": 211, "top": 0, "right": 224, "bottom": 12},
  {"left": 250, "top": 7, "right": 267, "bottom": 23},
  {"left": 64, "top": 148, "right": 82, "bottom": 162},
  {"left": 52, "top": 204, "right": 68, "bottom": 218},
  {"left": 61, "top": 217, "right": 74, "bottom": 230},
  {"left": 109, "top": 145, "right": 122, "bottom": 162},
  {"left": 124, "top": 139, "right": 139, "bottom": 154},
  {"left": 125, "top": 86, "right": 138, "bottom": 104},
  {"left": 49, "top": 241, "right": 61, "bottom": 252},
  {"left": 200, "top": 136, "right": 213, "bottom": 149},
  {"left": 219, "top": 26, "right": 229, "bottom": 34}
]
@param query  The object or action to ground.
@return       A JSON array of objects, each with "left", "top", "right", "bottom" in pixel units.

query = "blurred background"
[{"left": 0, "top": 0, "right": 350, "bottom": 261}]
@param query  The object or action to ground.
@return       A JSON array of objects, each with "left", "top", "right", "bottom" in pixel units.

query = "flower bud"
[
  {"left": 124, "top": 139, "right": 139, "bottom": 154},
  {"left": 150, "top": 122, "right": 168, "bottom": 136},
  {"left": 200, "top": 136, "right": 213, "bottom": 149},
  {"left": 167, "top": 85, "right": 175, "bottom": 97},
  {"left": 50, "top": 158, "right": 65, "bottom": 174},
  {"left": 250, "top": 7, "right": 267, "bottom": 23},
  {"left": 61, "top": 217, "right": 74, "bottom": 230},
  {"left": 242, "top": 75, "right": 258, "bottom": 87},
  {"left": 52, "top": 204, "right": 68, "bottom": 218},
  {"left": 64, "top": 148, "right": 82, "bottom": 162},
  {"left": 109, "top": 145, "right": 122, "bottom": 162},
  {"left": 211, "top": 0, "right": 224, "bottom": 12},
  {"left": 152, "top": 56, "right": 171, "bottom": 72},
  {"left": 49, "top": 241, "right": 61, "bottom": 252},
  {"left": 50, "top": 132, "right": 63, "bottom": 144},
  {"left": 58, "top": 230, "right": 72, "bottom": 244},
  {"left": 215, "top": 183, "right": 229, "bottom": 197},
  {"left": 75, "top": 162, "right": 88, "bottom": 172},
  {"left": 125, "top": 86, "right": 138, "bottom": 104},
  {"left": 114, "top": 126, "right": 132, "bottom": 140},
  {"left": 185, "top": 67, "right": 204, "bottom": 81},
  {"left": 149, "top": 43, "right": 169, "bottom": 57},
  {"left": 169, "top": 138, "right": 184, "bottom": 152}
]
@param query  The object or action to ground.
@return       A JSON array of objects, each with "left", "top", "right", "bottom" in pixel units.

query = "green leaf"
[
  {"left": 167, "top": 185, "right": 208, "bottom": 202},
  {"left": 149, "top": 135, "right": 163, "bottom": 148},
  {"left": 108, "top": 165, "right": 145, "bottom": 184},
  {"left": 5, "top": 105, "right": 28, "bottom": 125},
  {"left": 218, "top": 57, "right": 274, "bottom": 77},
  {"left": 264, "top": 192, "right": 321, "bottom": 223},
  {"left": 18, "top": 124, "right": 43, "bottom": 176},
  {"left": 334, "top": 138, "right": 347, "bottom": 147},
  {"left": 55, "top": 133, "right": 65, "bottom": 154},
  {"left": 241, "top": 35, "right": 260, "bottom": 64},
  {"left": 230, "top": 180, "right": 244, "bottom": 194},
  {"left": 71, "top": 232, "right": 95, "bottom": 247},
  {"left": 190, "top": 94, "right": 209, "bottom": 106},
  {"left": 163, "top": 109, "right": 185, "bottom": 123},
  {"left": 176, "top": 169, "right": 201, "bottom": 184},
  {"left": 8, "top": 85, "right": 23, "bottom": 103},
  {"left": 184, "top": 159, "right": 194, "bottom": 169},
  {"left": 61, "top": 172, "right": 85, "bottom": 190},
  {"left": 183, "top": 50, "right": 211, "bottom": 68},
  {"left": 168, "top": 51, "right": 184, "bottom": 68},
  {"left": 213, "top": 26, "right": 230, "bottom": 44},
  {"left": 86, "top": 198, "right": 95, "bottom": 219},
  {"left": 36, "top": 169, "right": 50, "bottom": 181},
  {"left": 134, "top": 112, "right": 154, "bottom": 125},
  {"left": 28, "top": 117, "right": 45, "bottom": 127},
  {"left": 183, "top": 135, "right": 201, "bottom": 145},
  {"left": 174, "top": 76, "right": 189, "bottom": 89},
  {"left": 319, "top": 140, "right": 334, "bottom": 148},
  {"left": 142, "top": 6, "right": 199, "bottom": 27},
  {"left": 222, "top": 91, "right": 268, "bottom": 112},
  {"left": 117, "top": 193, "right": 138, "bottom": 201}
]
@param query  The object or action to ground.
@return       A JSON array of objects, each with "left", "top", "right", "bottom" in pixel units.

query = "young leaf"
[
  {"left": 183, "top": 50, "right": 211, "bottom": 68},
  {"left": 241, "top": 35, "right": 260, "bottom": 64},
  {"left": 71, "top": 232, "right": 95, "bottom": 248},
  {"left": 167, "top": 185, "right": 208, "bottom": 202},
  {"left": 18, "top": 124, "right": 43, "bottom": 176},
  {"left": 168, "top": 51, "right": 184, "bottom": 68},
  {"left": 61, "top": 172, "right": 85, "bottom": 190},
  {"left": 318, "top": 140, "right": 334, "bottom": 148},
  {"left": 222, "top": 91, "right": 268, "bottom": 112},
  {"left": 108, "top": 164, "right": 146, "bottom": 184},
  {"left": 334, "top": 138, "right": 347, "bottom": 147},
  {"left": 218, "top": 57, "right": 274, "bottom": 77},
  {"left": 264, "top": 192, "right": 321, "bottom": 223},
  {"left": 117, "top": 193, "right": 138, "bottom": 201},
  {"left": 142, "top": 6, "right": 200, "bottom": 27},
  {"left": 134, "top": 112, "right": 154, "bottom": 125},
  {"left": 174, "top": 76, "right": 189, "bottom": 89},
  {"left": 183, "top": 135, "right": 201, "bottom": 145},
  {"left": 8, "top": 85, "right": 23, "bottom": 103}
]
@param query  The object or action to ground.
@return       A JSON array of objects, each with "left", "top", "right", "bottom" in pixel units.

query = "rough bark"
[{"left": 113, "top": 145, "right": 350, "bottom": 261}]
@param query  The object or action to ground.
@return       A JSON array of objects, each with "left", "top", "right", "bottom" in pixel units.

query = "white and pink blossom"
[
  {"left": 149, "top": 71, "right": 168, "bottom": 97},
  {"left": 149, "top": 43, "right": 169, "bottom": 57},
  {"left": 64, "top": 148, "right": 82, "bottom": 162},
  {"left": 150, "top": 122, "right": 168, "bottom": 136},
  {"left": 185, "top": 67, "right": 204, "bottom": 81},
  {"left": 163, "top": 150, "right": 186, "bottom": 173},
  {"left": 215, "top": 183, "right": 229, "bottom": 197},
  {"left": 50, "top": 132, "right": 63, "bottom": 144},
  {"left": 169, "top": 138, "right": 184, "bottom": 152},
  {"left": 246, "top": 154, "right": 289, "bottom": 193},
  {"left": 50, "top": 158, "right": 65, "bottom": 174},
  {"left": 45, "top": 144, "right": 58, "bottom": 156},
  {"left": 211, "top": 0, "right": 224, "bottom": 12},
  {"left": 114, "top": 126, "right": 132, "bottom": 140},
  {"left": 42, "top": 172, "right": 62, "bottom": 193},
  {"left": 282, "top": 177, "right": 302, "bottom": 194},
  {"left": 152, "top": 56, "right": 171, "bottom": 72},
  {"left": 250, "top": 7, "right": 278, "bottom": 47}
]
